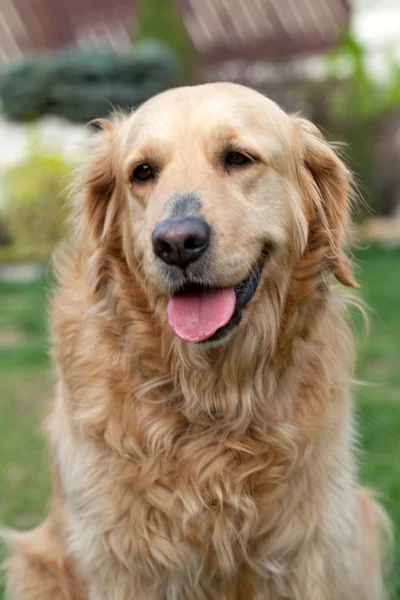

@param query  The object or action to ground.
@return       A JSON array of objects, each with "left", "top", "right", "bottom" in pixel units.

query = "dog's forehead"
[{"left": 124, "top": 84, "right": 292, "bottom": 153}]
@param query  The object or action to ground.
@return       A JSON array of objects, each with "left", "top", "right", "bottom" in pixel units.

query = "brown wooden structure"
[{"left": 0, "top": 0, "right": 136, "bottom": 64}]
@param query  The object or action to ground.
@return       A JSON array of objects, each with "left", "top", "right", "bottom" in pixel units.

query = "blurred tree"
[
  {"left": 304, "top": 27, "right": 400, "bottom": 216},
  {"left": 326, "top": 28, "right": 386, "bottom": 119},
  {"left": 135, "top": 0, "right": 195, "bottom": 81}
]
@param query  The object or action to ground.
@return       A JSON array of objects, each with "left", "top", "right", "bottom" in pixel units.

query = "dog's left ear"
[{"left": 294, "top": 117, "right": 358, "bottom": 288}]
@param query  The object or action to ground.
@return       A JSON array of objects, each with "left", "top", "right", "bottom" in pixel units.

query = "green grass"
[
  {"left": 0, "top": 278, "right": 53, "bottom": 595},
  {"left": 0, "top": 245, "right": 399, "bottom": 596},
  {"left": 353, "top": 245, "right": 400, "bottom": 596}
]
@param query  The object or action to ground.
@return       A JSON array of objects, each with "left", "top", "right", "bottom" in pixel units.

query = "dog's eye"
[
  {"left": 225, "top": 151, "right": 251, "bottom": 168},
  {"left": 132, "top": 164, "right": 154, "bottom": 183}
]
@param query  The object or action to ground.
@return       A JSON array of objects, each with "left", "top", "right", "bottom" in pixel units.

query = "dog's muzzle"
[{"left": 167, "top": 254, "right": 267, "bottom": 343}]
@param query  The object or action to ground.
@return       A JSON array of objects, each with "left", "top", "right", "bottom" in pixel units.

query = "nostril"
[
  {"left": 160, "top": 240, "right": 172, "bottom": 254},
  {"left": 184, "top": 236, "right": 198, "bottom": 251}
]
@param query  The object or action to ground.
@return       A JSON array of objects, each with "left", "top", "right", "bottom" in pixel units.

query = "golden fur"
[{"left": 3, "top": 83, "right": 389, "bottom": 599}]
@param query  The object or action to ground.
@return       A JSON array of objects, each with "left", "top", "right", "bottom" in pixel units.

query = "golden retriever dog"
[{"left": 4, "top": 83, "right": 389, "bottom": 599}]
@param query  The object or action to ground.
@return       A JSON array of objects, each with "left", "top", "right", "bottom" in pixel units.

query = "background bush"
[
  {"left": 0, "top": 139, "right": 73, "bottom": 262},
  {"left": 0, "top": 41, "right": 182, "bottom": 123}
]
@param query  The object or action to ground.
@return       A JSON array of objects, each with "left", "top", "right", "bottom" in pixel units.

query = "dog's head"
[{"left": 77, "top": 83, "right": 356, "bottom": 347}]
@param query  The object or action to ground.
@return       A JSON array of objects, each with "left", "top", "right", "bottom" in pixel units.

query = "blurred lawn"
[{"left": 0, "top": 245, "right": 399, "bottom": 596}]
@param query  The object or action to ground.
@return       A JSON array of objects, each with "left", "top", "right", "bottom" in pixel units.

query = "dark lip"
[{"left": 174, "top": 253, "right": 267, "bottom": 344}]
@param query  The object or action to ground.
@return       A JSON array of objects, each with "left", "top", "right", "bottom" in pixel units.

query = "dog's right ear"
[{"left": 76, "top": 118, "right": 121, "bottom": 246}]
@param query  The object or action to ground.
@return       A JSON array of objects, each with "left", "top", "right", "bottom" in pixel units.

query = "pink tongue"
[{"left": 167, "top": 288, "right": 236, "bottom": 342}]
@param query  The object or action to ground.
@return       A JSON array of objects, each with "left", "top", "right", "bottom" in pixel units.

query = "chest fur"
[{"left": 50, "top": 403, "right": 293, "bottom": 582}]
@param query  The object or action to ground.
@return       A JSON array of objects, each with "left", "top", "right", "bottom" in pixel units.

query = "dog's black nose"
[{"left": 152, "top": 217, "right": 210, "bottom": 268}]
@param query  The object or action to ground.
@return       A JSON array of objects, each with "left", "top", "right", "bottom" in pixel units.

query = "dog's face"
[{"left": 82, "top": 83, "right": 355, "bottom": 346}]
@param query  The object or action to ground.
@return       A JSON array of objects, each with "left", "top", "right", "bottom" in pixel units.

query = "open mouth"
[{"left": 167, "top": 254, "right": 266, "bottom": 343}]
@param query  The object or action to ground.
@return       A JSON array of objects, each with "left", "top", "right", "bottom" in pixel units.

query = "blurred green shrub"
[
  {"left": 0, "top": 41, "right": 181, "bottom": 123},
  {"left": 0, "top": 139, "right": 73, "bottom": 262}
]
